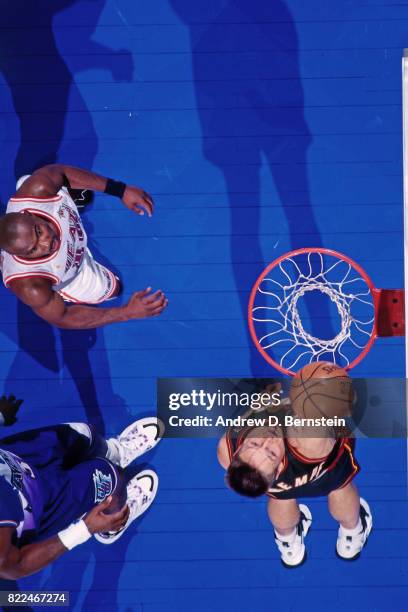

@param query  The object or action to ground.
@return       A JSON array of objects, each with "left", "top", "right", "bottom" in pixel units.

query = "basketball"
[{"left": 289, "top": 361, "right": 353, "bottom": 420}]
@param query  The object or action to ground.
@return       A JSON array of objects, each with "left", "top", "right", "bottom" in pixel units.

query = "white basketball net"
[{"left": 251, "top": 251, "right": 375, "bottom": 372}]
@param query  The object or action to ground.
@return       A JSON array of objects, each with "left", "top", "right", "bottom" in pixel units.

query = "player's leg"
[
  {"left": 71, "top": 420, "right": 163, "bottom": 542},
  {"left": 35, "top": 456, "right": 158, "bottom": 546},
  {"left": 267, "top": 497, "right": 312, "bottom": 567},
  {"left": 328, "top": 481, "right": 360, "bottom": 528},
  {"left": 267, "top": 497, "right": 300, "bottom": 535},
  {"left": 0, "top": 423, "right": 103, "bottom": 470},
  {"left": 28, "top": 457, "right": 124, "bottom": 543},
  {"left": 327, "top": 482, "right": 372, "bottom": 560},
  {"left": 0, "top": 418, "right": 163, "bottom": 473}
]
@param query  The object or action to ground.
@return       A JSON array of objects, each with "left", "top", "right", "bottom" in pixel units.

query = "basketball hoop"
[{"left": 248, "top": 248, "right": 405, "bottom": 375}]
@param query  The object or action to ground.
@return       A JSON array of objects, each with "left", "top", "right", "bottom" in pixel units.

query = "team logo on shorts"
[
  {"left": 0, "top": 450, "right": 25, "bottom": 491},
  {"left": 93, "top": 469, "right": 113, "bottom": 503}
]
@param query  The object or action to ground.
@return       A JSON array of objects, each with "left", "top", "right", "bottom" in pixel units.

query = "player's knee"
[
  {"left": 66, "top": 422, "right": 92, "bottom": 442},
  {"left": 267, "top": 497, "right": 299, "bottom": 527},
  {"left": 328, "top": 483, "right": 360, "bottom": 519},
  {"left": 328, "top": 482, "right": 358, "bottom": 504}
]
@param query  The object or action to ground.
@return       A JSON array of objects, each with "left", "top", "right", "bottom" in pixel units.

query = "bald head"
[
  {"left": 0, "top": 212, "right": 59, "bottom": 259},
  {"left": 0, "top": 213, "right": 32, "bottom": 254}
]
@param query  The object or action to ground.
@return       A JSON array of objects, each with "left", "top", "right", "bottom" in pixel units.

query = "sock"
[
  {"left": 339, "top": 517, "right": 363, "bottom": 537},
  {"left": 275, "top": 526, "right": 297, "bottom": 542},
  {"left": 105, "top": 438, "right": 122, "bottom": 465}
]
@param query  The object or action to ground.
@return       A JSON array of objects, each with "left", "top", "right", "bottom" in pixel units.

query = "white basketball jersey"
[{"left": 1, "top": 188, "right": 87, "bottom": 290}]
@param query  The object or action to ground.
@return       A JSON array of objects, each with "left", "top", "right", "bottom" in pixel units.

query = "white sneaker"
[
  {"left": 336, "top": 498, "right": 372, "bottom": 560},
  {"left": 274, "top": 504, "right": 312, "bottom": 568},
  {"left": 106, "top": 417, "right": 164, "bottom": 468},
  {"left": 94, "top": 469, "right": 159, "bottom": 544}
]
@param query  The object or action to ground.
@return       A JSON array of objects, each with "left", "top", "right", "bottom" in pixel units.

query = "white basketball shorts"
[{"left": 57, "top": 249, "right": 119, "bottom": 304}]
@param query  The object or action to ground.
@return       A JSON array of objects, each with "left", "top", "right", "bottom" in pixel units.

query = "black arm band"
[{"left": 104, "top": 178, "right": 127, "bottom": 198}]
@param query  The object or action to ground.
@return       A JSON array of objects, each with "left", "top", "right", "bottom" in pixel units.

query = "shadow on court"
[
  {"left": 0, "top": 0, "right": 134, "bottom": 608},
  {"left": 171, "top": 0, "right": 334, "bottom": 375}
]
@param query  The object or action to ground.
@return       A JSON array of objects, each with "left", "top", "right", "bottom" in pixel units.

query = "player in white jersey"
[{"left": 0, "top": 164, "right": 168, "bottom": 329}]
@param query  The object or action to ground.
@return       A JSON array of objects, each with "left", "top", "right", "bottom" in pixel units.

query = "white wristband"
[{"left": 58, "top": 520, "right": 91, "bottom": 550}]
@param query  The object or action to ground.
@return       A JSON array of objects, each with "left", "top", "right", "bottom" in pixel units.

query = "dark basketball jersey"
[
  {"left": 225, "top": 410, "right": 360, "bottom": 499},
  {"left": 0, "top": 424, "right": 118, "bottom": 545},
  {"left": 0, "top": 448, "right": 43, "bottom": 538}
]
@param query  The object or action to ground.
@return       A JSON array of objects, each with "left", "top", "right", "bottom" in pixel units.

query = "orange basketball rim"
[{"left": 248, "top": 248, "right": 405, "bottom": 376}]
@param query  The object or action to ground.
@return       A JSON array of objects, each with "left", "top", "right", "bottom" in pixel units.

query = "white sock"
[
  {"left": 275, "top": 526, "right": 297, "bottom": 542},
  {"left": 105, "top": 438, "right": 121, "bottom": 465},
  {"left": 339, "top": 517, "right": 363, "bottom": 537}
]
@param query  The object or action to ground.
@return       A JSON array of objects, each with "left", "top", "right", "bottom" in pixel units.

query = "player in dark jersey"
[
  {"left": 217, "top": 394, "right": 372, "bottom": 568},
  {"left": 0, "top": 417, "right": 163, "bottom": 578}
]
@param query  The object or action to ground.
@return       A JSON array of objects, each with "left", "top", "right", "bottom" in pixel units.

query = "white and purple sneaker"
[
  {"left": 106, "top": 417, "right": 164, "bottom": 469},
  {"left": 95, "top": 469, "right": 159, "bottom": 544}
]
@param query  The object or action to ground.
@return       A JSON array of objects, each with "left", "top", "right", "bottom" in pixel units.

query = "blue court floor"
[{"left": 0, "top": 1, "right": 408, "bottom": 610}]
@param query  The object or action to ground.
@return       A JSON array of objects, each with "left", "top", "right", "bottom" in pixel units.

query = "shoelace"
[
  {"left": 127, "top": 484, "right": 150, "bottom": 508},
  {"left": 99, "top": 485, "right": 148, "bottom": 538},
  {"left": 120, "top": 431, "right": 151, "bottom": 462}
]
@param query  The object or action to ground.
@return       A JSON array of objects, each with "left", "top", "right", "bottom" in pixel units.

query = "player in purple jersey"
[
  {"left": 0, "top": 164, "right": 168, "bottom": 329},
  {"left": 0, "top": 417, "right": 163, "bottom": 578}
]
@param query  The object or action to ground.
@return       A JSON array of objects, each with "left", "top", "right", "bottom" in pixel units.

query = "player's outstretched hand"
[
  {"left": 0, "top": 395, "right": 23, "bottom": 426},
  {"left": 124, "top": 287, "right": 168, "bottom": 319},
  {"left": 122, "top": 186, "right": 154, "bottom": 217},
  {"left": 84, "top": 497, "right": 130, "bottom": 534}
]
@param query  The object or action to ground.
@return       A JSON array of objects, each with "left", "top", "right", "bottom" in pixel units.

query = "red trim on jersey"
[
  {"left": 58, "top": 289, "right": 84, "bottom": 304},
  {"left": 9, "top": 196, "right": 62, "bottom": 203},
  {"left": 276, "top": 454, "right": 288, "bottom": 475},
  {"left": 235, "top": 431, "right": 245, "bottom": 448},
  {"left": 11, "top": 209, "right": 62, "bottom": 265},
  {"left": 325, "top": 439, "right": 349, "bottom": 473},
  {"left": 338, "top": 469, "right": 359, "bottom": 489},
  {"left": 285, "top": 438, "right": 336, "bottom": 464},
  {"left": 5, "top": 272, "right": 59, "bottom": 287},
  {"left": 104, "top": 271, "right": 118, "bottom": 300},
  {"left": 335, "top": 442, "right": 360, "bottom": 489},
  {"left": 58, "top": 268, "right": 117, "bottom": 305}
]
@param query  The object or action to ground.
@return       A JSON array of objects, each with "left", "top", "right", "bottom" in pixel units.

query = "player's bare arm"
[
  {"left": 0, "top": 162, "right": 168, "bottom": 328},
  {"left": 16, "top": 164, "right": 154, "bottom": 217},
  {"left": 9, "top": 276, "right": 166, "bottom": 330},
  {"left": 0, "top": 498, "right": 129, "bottom": 579}
]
